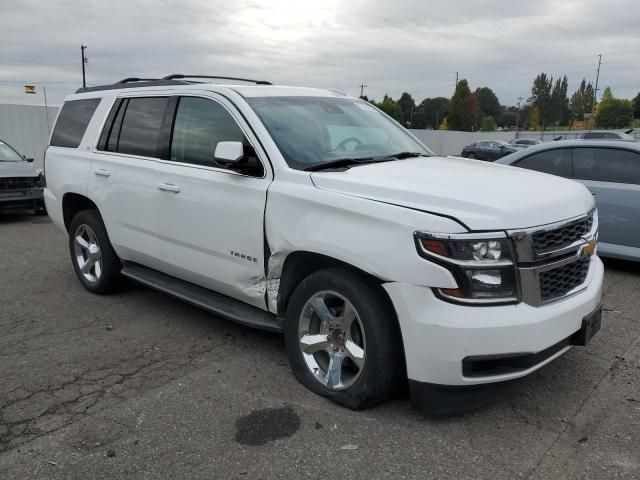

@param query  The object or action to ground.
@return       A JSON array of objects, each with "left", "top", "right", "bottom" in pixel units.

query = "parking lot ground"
[{"left": 1, "top": 214, "right": 639, "bottom": 479}]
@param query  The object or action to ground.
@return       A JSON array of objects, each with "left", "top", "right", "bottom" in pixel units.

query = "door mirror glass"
[{"left": 214, "top": 141, "right": 245, "bottom": 165}]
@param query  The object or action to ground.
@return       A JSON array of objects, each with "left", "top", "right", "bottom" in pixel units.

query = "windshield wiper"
[
  {"left": 377, "top": 151, "right": 426, "bottom": 160},
  {"left": 304, "top": 157, "right": 377, "bottom": 172},
  {"left": 303, "top": 152, "right": 426, "bottom": 172}
]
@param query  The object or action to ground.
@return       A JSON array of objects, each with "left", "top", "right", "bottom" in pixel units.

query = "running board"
[{"left": 121, "top": 262, "right": 283, "bottom": 333}]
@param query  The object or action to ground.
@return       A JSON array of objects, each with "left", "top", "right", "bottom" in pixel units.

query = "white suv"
[{"left": 44, "top": 75, "right": 603, "bottom": 413}]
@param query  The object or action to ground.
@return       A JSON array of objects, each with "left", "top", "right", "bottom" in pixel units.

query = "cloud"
[{"left": 0, "top": 0, "right": 638, "bottom": 106}]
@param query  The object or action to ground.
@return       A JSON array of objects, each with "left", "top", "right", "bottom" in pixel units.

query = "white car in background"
[{"left": 44, "top": 75, "right": 603, "bottom": 414}]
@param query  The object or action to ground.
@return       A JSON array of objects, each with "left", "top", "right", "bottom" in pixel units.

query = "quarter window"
[
  {"left": 170, "top": 97, "right": 246, "bottom": 167},
  {"left": 573, "top": 148, "right": 640, "bottom": 184},
  {"left": 516, "top": 149, "right": 573, "bottom": 177},
  {"left": 116, "top": 97, "right": 168, "bottom": 158},
  {"left": 50, "top": 98, "right": 101, "bottom": 148}
]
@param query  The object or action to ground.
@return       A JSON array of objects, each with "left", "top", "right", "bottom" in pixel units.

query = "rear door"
[
  {"left": 572, "top": 147, "right": 640, "bottom": 249},
  {"left": 89, "top": 95, "right": 168, "bottom": 267},
  {"left": 153, "top": 94, "right": 273, "bottom": 309}
]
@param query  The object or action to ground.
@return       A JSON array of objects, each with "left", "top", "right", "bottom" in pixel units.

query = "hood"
[
  {"left": 310, "top": 156, "right": 595, "bottom": 231},
  {"left": 0, "top": 160, "right": 41, "bottom": 178}
]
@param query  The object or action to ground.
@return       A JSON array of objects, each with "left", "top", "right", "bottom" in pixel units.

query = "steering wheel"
[{"left": 336, "top": 137, "right": 362, "bottom": 151}]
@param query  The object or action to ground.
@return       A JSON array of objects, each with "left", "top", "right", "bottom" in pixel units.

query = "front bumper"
[
  {"left": 383, "top": 255, "right": 604, "bottom": 388},
  {"left": 0, "top": 188, "right": 44, "bottom": 211}
]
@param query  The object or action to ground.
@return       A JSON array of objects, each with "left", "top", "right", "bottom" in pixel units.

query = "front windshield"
[
  {"left": 620, "top": 132, "right": 635, "bottom": 140},
  {"left": 246, "top": 96, "right": 432, "bottom": 170},
  {"left": 0, "top": 141, "right": 23, "bottom": 162}
]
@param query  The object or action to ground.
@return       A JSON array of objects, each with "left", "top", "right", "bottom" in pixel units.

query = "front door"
[{"left": 154, "top": 94, "right": 272, "bottom": 309}]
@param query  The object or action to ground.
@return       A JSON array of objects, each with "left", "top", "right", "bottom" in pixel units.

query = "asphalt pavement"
[{"left": 1, "top": 214, "right": 639, "bottom": 479}]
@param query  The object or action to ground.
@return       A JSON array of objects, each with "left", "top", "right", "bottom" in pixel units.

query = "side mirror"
[
  {"left": 24, "top": 156, "right": 34, "bottom": 163},
  {"left": 214, "top": 141, "right": 244, "bottom": 165}
]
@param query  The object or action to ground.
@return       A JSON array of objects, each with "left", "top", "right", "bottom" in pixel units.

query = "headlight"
[{"left": 415, "top": 232, "right": 519, "bottom": 305}]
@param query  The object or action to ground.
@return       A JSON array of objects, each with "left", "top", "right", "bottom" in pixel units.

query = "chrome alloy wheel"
[
  {"left": 73, "top": 224, "right": 102, "bottom": 284},
  {"left": 298, "top": 291, "right": 366, "bottom": 390}
]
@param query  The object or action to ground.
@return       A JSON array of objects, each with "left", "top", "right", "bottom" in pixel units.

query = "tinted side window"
[
  {"left": 50, "top": 98, "right": 101, "bottom": 148},
  {"left": 170, "top": 97, "right": 245, "bottom": 167},
  {"left": 516, "top": 148, "right": 572, "bottom": 177},
  {"left": 116, "top": 97, "right": 168, "bottom": 157},
  {"left": 573, "top": 148, "right": 640, "bottom": 184}
]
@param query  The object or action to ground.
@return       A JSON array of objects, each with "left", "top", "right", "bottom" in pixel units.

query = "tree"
[
  {"left": 448, "top": 79, "right": 477, "bottom": 131},
  {"left": 570, "top": 79, "right": 595, "bottom": 118},
  {"left": 481, "top": 116, "right": 497, "bottom": 131},
  {"left": 475, "top": 87, "right": 502, "bottom": 125},
  {"left": 528, "top": 105, "right": 541, "bottom": 131},
  {"left": 550, "top": 76, "right": 570, "bottom": 125},
  {"left": 600, "top": 86, "right": 614, "bottom": 105},
  {"left": 633, "top": 92, "right": 640, "bottom": 120},
  {"left": 414, "top": 97, "right": 450, "bottom": 129},
  {"left": 501, "top": 109, "right": 519, "bottom": 129},
  {"left": 595, "top": 88, "right": 634, "bottom": 128},
  {"left": 529, "top": 73, "right": 554, "bottom": 130},
  {"left": 397, "top": 92, "right": 416, "bottom": 127},
  {"left": 376, "top": 95, "right": 403, "bottom": 122}
]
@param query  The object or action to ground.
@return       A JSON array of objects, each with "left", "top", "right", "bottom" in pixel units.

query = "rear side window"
[
  {"left": 50, "top": 98, "right": 101, "bottom": 148},
  {"left": 116, "top": 97, "right": 168, "bottom": 157},
  {"left": 573, "top": 148, "right": 640, "bottom": 184},
  {"left": 516, "top": 149, "right": 572, "bottom": 177}
]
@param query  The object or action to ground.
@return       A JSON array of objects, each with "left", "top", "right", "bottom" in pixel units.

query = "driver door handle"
[
  {"left": 94, "top": 168, "right": 110, "bottom": 177},
  {"left": 158, "top": 183, "right": 180, "bottom": 193}
]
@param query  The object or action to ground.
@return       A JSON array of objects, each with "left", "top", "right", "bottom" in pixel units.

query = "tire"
[
  {"left": 68, "top": 209, "right": 121, "bottom": 294},
  {"left": 284, "top": 268, "right": 404, "bottom": 409},
  {"left": 467, "top": 153, "right": 476, "bottom": 159}
]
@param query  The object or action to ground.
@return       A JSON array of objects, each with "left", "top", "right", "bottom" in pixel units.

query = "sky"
[{"left": 1, "top": 0, "right": 639, "bottom": 107}]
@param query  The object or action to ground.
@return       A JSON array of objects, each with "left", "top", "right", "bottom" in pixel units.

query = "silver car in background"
[{"left": 497, "top": 140, "right": 640, "bottom": 261}]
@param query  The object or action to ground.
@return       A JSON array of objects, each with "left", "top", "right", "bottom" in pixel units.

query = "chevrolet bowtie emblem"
[{"left": 579, "top": 239, "right": 597, "bottom": 258}]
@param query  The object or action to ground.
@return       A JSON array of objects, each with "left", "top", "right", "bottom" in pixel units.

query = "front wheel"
[{"left": 284, "top": 268, "right": 404, "bottom": 409}]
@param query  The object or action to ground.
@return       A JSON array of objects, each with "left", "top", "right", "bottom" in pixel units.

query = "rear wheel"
[
  {"left": 68, "top": 209, "right": 121, "bottom": 294},
  {"left": 467, "top": 152, "right": 476, "bottom": 159},
  {"left": 284, "top": 268, "right": 404, "bottom": 409}
]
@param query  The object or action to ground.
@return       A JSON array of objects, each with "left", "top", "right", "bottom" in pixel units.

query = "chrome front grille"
[
  {"left": 509, "top": 208, "right": 597, "bottom": 307},
  {"left": 532, "top": 213, "right": 594, "bottom": 254},
  {"left": 539, "top": 257, "right": 591, "bottom": 302}
]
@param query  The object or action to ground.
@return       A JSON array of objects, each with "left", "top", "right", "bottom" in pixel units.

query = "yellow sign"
[{"left": 24, "top": 85, "right": 36, "bottom": 94}]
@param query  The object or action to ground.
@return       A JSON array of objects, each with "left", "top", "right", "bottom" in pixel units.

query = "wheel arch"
[
  {"left": 62, "top": 192, "right": 99, "bottom": 232},
  {"left": 276, "top": 250, "right": 386, "bottom": 316}
]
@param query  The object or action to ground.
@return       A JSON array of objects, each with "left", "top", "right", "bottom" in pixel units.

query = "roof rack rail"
[
  {"left": 161, "top": 74, "right": 272, "bottom": 85},
  {"left": 74, "top": 74, "right": 272, "bottom": 94},
  {"left": 116, "top": 77, "right": 160, "bottom": 84}
]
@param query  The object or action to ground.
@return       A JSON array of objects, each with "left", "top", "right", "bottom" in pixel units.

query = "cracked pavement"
[{"left": 1, "top": 214, "right": 639, "bottom": 479}]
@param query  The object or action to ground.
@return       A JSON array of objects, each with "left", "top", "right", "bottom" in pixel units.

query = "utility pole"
[
  {"left": 81, "top": 45, "right": 88, "bottom": 89},
  {"left": 43, "top": 86, "right": 50, "bottom": 134},
  {"left": 590, "top": 54, "right": 602, "bottom": 128},
  {"left": 358, "top": 83, "right": 367, "bottom": 98},
  {"left": 455, "top": 72, "right": 459, "bottom": 88},
  {"left": 516, "top": 96, "right": 524, "bottom": 138}
]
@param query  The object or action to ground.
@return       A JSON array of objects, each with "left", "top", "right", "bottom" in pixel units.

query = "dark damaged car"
[{"left": 0, "top": 139, "right": 45, "bottom": 214}]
